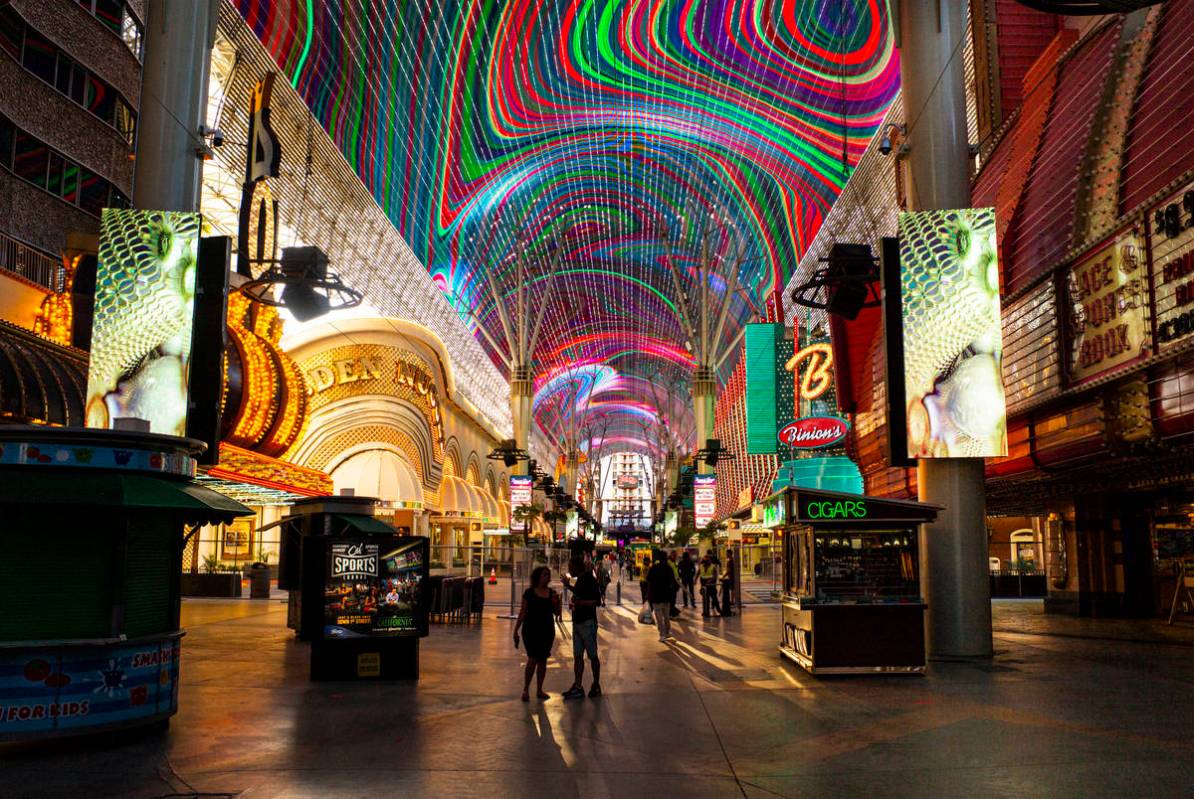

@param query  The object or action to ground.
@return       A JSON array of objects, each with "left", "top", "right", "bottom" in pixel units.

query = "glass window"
[
  {"left": 120, "top": 8, "right": 142, "bottom": 59},
  {"left": 68, "top": 62, "right": 87, "bottom": 105},
  {"left": 12, "top": 131, "right": 49, "bottom": 188},
  {"left": 93, "top": 0, "right": 121, "bottom": 34},
  {"left": 84, "top": 73, "right": 113, "bottom": 121},
  {"left": 61, "top": 159, "right": 79, "bottom": 204},
  {"left": 114, "top": 98, "right": 135, "bottom": 144},
  {"left": 54, "top": 53, "right": 72, "bottom": 95},
  {"left": 0, "top": 6, "right": 23, "bottom": 60},
  {"left": 0, "top": 116, "right": 14, "bottom": 171},
  {"left": 78, "top": 168, "right": 107, "bottom": 216},
  {"left": 109, "top": 186, "right": 129, "bottom": 209},
  {"left": 21, "top": 28, "right": 57, "bottom": 84},
  {"left": 46, "top": 151, "right": 63, "bottom": 196}
]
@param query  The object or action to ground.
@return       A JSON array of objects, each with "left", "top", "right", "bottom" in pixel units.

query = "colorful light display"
[
  {"left": 232, "top": 1, "right": 899, "bottom": 445},
  {"left": 894, "top": 208, "right": 1007, "bottom": 459}
]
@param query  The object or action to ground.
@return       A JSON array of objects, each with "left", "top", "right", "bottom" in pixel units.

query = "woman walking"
[{"left": 513, "top": 565, "right": 561, "bottom": 701}]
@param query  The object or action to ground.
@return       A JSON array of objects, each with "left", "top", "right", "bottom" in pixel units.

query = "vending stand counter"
[
  {"left": 0, "top": 427, "right": 251, "bottom": 741},
  {"left": 760, "top": 487, "right": 939, "bottom": 675}
]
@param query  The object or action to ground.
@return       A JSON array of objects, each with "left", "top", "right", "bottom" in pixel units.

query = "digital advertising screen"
[
  {"left": 323, "top": 537, "right": 428, "bottom": 639},
  {"left": 85, "top": 210, "right": 203, "bottom": 438},
  {"left": 893, "top": 208, "right": 1007, "bottom": 459},
  {"left": 509, "top": 475, "right": 533, "bottom": 532}
]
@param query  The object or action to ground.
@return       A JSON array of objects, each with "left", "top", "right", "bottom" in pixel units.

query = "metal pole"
[
  {"left": 134, "top": 0, "right": 219, "bottom": 211},
  {"left": 898, "top": 0, "right": 993, "bottom": 658}
]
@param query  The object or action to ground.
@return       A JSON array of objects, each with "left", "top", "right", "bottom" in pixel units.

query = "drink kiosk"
[{"left": 760, "top": 487, "right": 939, "bottom": 674}]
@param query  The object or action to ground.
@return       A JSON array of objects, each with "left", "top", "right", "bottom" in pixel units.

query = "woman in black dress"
[{"left": 513, "top": 565, "right": 560, "bottom": 701}]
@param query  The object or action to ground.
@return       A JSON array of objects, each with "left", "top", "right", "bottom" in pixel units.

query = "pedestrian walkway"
[{"left": 4, "top": 598, "right": 1193, "bottom": 797}]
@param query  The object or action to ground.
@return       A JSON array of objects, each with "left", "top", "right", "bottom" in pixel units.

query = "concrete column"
[
  {"left": 510, "top": 366, "right": 534, "bottom": 476},
  {"left": 898, "top": 0, "right": 992, "bottom": 658},
  {"left": 692, "top": 365, "right": 716, "bottom": 475},
  {"left": 133, "top": 0, "right": 220, "bottom": 211}
]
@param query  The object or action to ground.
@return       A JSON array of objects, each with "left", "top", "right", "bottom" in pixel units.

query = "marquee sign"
[
  {"left": 1149, "top": 182, "right": 1194, "bottom": 352},
  {"left": 1064, "top": 224, "right": 1149, "bottom": 384},
  {"left": 693, "top": 474, "right": 717, "bottom": 528},
  {"left": 237, "top": 73, "right": 281, "bottom": 277}
]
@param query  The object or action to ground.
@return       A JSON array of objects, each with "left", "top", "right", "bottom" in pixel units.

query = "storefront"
[{"left": 283, "top": 317, "right": 510, "bottom": 573}]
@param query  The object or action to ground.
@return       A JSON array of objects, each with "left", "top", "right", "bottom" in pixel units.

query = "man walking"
[
  {"left": 646, "top": 551, "right": 677, "bottom": 641},
  {"left": 562, "top": 554, "right": 602, "bottom": 699},
  {"left": 678, "top": 550, "right": 697, "bottom": 609},
  {"left": 698, "top": 552, "right": 720, "bottom": 617}
]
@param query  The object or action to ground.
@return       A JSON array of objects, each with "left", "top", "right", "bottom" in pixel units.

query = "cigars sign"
[{"left": 1064, "top": 225, "right": 1149, "bottom": 384}]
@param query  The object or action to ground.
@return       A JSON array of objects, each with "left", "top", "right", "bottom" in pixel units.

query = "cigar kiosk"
[{"left": 765, "top": 487, "right": 939, "bottom": 674}]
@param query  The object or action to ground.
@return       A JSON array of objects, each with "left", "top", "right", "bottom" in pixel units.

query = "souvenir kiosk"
[
  {"left": 761, "top": 487, "right": 939, "bottom": 674},
  {"left": 0, "top": 426, "right": 251, "bottom": 740}
]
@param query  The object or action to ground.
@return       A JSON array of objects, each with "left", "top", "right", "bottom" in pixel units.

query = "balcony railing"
[{"left": 0, "top": 231, "right": 61, "bottom": 291}]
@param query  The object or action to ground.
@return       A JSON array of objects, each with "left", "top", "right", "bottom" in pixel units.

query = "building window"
[
  {"left": 0, "top": 114, "right": 128, "bottom": 218},
  {"left": 0, "top": 6, "right": 137, "bottom": 145},
  {"left": 76, "top": 0, "right": 142, "bottom": 60}
]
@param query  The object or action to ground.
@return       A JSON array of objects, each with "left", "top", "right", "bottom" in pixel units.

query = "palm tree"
[{"left": 511, "top": 502, "right": 544, "bottom": 546}]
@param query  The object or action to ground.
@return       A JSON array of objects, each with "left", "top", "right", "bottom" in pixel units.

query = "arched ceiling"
[{"left": 233, "top": 0, "right": 899, "bottom": 457}]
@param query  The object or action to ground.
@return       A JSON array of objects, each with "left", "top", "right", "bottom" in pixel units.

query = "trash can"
[{"left": 250, "top": 562, "right": 271, "bottom": 599}]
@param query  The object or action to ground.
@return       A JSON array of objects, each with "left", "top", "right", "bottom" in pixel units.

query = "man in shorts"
[{"left": 562, "top": 554, "right": 602, "bottom": 699}]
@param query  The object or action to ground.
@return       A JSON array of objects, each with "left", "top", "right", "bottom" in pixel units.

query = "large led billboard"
[
  {"left": 85, "top": 210, "right": 207, "bottom": 438},
  {"left": 892, "top": 208, "right": 1007, "bottom": 459}
]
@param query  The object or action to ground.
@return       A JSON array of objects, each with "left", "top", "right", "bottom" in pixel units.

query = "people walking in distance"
[
  {"left": 561, "top": 555, "right": 603, "bottom": 699},
  {"left": 667, "top": 550, "right": 682, "bottom": 618},
  {"left": 597, "top": 554, "right": 611, "bottom": 605},
  {"left": 513, "top": 566, "right": 560, "bottom": 701},
  {"left": 639, "top": 556, "right": 650, "bottom": 604},
  {"left": 647, "top": 550, "right": 678, "bottom": 641},
  {"left": 699, "top": 551, "right": 720, "bottom": 617},
  {"left": 720, "top": 549, "right": 736, "bottom": 617},
  {"left": 678, "top": 550, "right": 697, "bottom": 609}
]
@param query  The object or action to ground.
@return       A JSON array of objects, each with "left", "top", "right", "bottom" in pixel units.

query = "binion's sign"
[{"left": 777, "top": 416, "right": 849, "bottom": 449}]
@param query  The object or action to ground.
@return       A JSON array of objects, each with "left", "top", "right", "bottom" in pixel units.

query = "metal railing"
[{"left": 0, "top": 232, "right": 60, "bottom": 291}]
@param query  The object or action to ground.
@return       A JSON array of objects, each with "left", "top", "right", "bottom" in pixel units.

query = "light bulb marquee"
[{"left": 233, "top": 1, "right": 899, "bottom": 448}]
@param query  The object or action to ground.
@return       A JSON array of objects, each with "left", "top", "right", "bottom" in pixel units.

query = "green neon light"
[{"left": 291, "top": 0, "right": 314, "bottom": 89}]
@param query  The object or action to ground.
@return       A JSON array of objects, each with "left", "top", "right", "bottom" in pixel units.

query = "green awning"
[
  {"left": 335, "top": 514, "right": 395, "bottom": 534},
  {"left": 0, "top": 471, "right": 253, "bottom": 525}
]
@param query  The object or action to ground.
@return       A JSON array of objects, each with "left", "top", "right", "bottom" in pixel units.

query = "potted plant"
[{"left": 181, "top": 554, "right": 244, "bottom": 597}]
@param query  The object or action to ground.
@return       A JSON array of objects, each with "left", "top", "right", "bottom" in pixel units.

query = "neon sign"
[{"left": 785, "top": 342, "right": 834, "bottom": 408}]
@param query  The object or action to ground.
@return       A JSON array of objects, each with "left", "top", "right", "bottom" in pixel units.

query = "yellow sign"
[
  {"left": 1066, "top": 227, "right": 1148, "bottom": 383},
  {"left": 357, "top": 652, "right": 381, "bottom": 678},
  {"left": 785, "top": 342, "right": 833, "bottom": 408}
]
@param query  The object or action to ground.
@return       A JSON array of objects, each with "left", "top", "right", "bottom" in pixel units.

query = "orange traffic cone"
[{"left": 488, "top": 567, "right": 497, "bottom": 585}]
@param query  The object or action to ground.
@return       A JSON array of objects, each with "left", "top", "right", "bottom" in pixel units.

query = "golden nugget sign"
[
  {"left": 302, "top": 348, "right": 445, "bottom": 444},
  {"left": 305, "top": 355, "right": 436, "bottom": 397}
]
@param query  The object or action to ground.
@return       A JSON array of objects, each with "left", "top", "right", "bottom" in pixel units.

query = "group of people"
[
  {"left": 642, "top": 549, "right": 735, "bottom": 641},
  {"left": 512, "top": 554, "right": 602, "bottom": 702},
  {"left": 511, "top": 547, "right": 738, "bottom": 700}
]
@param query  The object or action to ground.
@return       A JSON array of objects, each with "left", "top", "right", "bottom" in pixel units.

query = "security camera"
[
  {"left": 211, "top": 129, "right": 225, "bottom": 148},
  {"left": 879, "top": 123, "right": 906, "bottom": 157}
]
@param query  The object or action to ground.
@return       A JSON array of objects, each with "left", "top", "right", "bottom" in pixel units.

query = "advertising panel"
[
  {"left": 693, "top": 474, "right": 717, "bottom": 528},
  {"left": 85, "top": 210, "right": 204, "bottom": 437},
  {"left": 509, "top": 475, "right": 533, "bottom": 532},
  {"left": 1149, "top": 182, "right": 1194, "bottom": 352},
  {"left": 1064, "top": 224, "right": 1149, "bottom": 384},
  {"left": 323, "top": 538, "right": 428, "bottom": 638},
  {"left": 896, "top": 208, "right": 1007, "bottom": 458},
  {"left": 0, "top": 637, "right": 179, "bottom": 740}
]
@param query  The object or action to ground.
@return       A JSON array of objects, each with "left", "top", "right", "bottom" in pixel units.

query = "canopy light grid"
[{"left": 234, "top": 0, "right": 899, "bottom": 452}]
